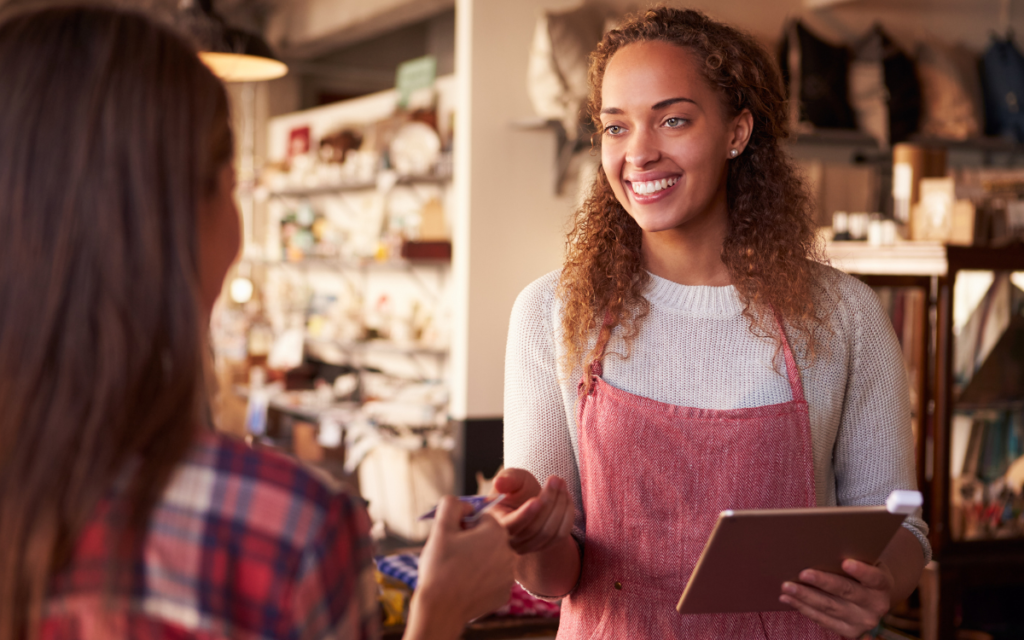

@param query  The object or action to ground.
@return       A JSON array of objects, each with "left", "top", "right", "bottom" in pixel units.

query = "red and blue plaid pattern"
[{"left": 41, "top": 430, "right": 379, "bottom": 640}]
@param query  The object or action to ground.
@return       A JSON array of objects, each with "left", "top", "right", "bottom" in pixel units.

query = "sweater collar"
[{"left": 645, "top": 272, "right": 744, "bottom": 317}]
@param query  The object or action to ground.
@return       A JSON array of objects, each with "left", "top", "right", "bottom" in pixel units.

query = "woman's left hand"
[{"left": 779, "top": 559, "right": 893, "bottom": 639}]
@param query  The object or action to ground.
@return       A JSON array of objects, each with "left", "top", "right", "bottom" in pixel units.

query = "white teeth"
[{"left": 631, "top": 177, "right": 678, "bottom": 196}]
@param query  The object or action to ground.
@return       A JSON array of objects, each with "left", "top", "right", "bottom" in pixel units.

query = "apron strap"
[
  {"left": 774, "top": 313, "right": 806, "bottom": 404},
  {"left": 585, "top": 312, "right": 615, "bottom": 382}
]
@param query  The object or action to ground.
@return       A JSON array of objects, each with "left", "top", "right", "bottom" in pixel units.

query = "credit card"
[{"left": 418, "top": 494, "right": 506, "bottom": 522}]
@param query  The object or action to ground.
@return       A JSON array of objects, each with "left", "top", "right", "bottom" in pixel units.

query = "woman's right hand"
[
  {"left": 491, "top": 468, "right": 575, "bottom": 555},
  {"left": 405, "top": 496, "right": 515, "bottom": 640}
]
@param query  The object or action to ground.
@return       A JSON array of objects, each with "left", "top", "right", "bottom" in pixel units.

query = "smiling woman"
[
  {"left": 562, "top": 10, "right": 823, "bottom": 371},
  {"left": 498, "top": 6, "right": 929, "bottom": 640}
]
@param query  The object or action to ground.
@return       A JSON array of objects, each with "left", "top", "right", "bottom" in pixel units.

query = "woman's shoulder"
[
  {"left": 811, "top": 262, "right": 885, "bottom": 320},
  {"left": 808, "top": 262, "right": 894, "bottom": 353},
  {"left": 811, "top": 262, "right": 874, "bottom": 300},
  {"left": 135, "top": 433, "right": 374, "bottom": 638},
  {"left": 168, "top": 431, "right": 364, "bottom": 540},
  {"left": 510, "top": 269, "right": 562, "bottom": 327},
  {"left": 513, "top": 270, "right": 561, "bottom": 309}
]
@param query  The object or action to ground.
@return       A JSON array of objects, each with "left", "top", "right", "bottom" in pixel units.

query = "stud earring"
[{"left": 729, "top": 149, "right": 739, "bottom": 158}]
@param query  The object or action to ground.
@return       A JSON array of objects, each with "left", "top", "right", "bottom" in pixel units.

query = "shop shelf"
[
  {"left": 305, "top": 336, "right": 448, "bottom": 358},
  {"left": 249, "top": 256, "right": 449, "bottom": 271},
  {"left": 826, "top": 240, "right": 948, "bottom": 276},
  {"left": 267, "top": 174, "right": 450, "bottom": 199}
]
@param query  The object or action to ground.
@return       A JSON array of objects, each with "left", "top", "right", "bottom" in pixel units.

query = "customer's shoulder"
[{"left": 175, "top": 431, "right": 357, "bottom": 520}]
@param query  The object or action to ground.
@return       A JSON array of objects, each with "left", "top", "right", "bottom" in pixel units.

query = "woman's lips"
[{"left": 627, "top": 175, "right": 680, "bottom": 202}]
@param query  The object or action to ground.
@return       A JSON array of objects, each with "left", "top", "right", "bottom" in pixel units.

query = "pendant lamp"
[{"left": 180, "top": 0, "right": 287, "bottom": 83}]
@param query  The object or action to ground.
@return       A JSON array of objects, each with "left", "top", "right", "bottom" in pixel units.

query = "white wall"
[{"left": 449, "top": 0, "right": 581, "bottom": 420}]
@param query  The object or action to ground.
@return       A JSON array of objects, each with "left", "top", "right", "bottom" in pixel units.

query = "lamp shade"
[
  {"left": 199, "top": 51, "right": 287, "bottom": 83},
  {"left": 183, "top": 1, "right": 287, "bottom": 83}
]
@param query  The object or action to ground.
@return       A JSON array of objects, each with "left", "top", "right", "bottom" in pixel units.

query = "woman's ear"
[{"left": 728, "top": 109, "right": 754, "bottom": 156}]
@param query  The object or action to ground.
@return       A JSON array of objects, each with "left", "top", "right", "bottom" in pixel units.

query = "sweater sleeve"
[
  {"left": 832, "top": 277, "right": 932, "bottom": 563},
  {"left": 504, "top": 272, "right": 587, "bottom": 539}
]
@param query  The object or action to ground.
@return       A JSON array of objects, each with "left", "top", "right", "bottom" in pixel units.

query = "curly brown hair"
[{"left": 558, "top": 6, "right": 827, "bottom": 377}]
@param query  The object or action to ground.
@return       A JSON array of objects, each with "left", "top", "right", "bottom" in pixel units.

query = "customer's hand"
[
  {"left": 405, "top": 496, "right": 515, "bottom": 640},
  {"left": 779, "top": 559, "right": 893, "bottom": 638},
  {"left": 491, "top": 468, "right": 574, "bottom": 555}
]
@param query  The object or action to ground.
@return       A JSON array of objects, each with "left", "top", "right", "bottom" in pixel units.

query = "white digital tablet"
[{"left": 676, "top": 491, "right": 921, "bottom": 615}]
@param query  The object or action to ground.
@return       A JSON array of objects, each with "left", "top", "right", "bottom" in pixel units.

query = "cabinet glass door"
[{"left": 948, "top": 269, "right": 1024, "bottom": 542}]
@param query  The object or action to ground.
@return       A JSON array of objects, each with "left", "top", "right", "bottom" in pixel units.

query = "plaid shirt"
[{"left": 41, "top": 430, "right": 379, "bottom": 640}]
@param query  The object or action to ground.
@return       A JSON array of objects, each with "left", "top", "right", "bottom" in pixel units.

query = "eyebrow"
[{"left": 601, "top": 97, "right": 697, "bottom": 115}]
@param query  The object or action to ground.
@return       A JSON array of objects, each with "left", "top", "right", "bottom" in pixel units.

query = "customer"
[
  {"left": 498, "top": 7, "right": 927, "bottom": 639},
  {"left": 0, "top": 6, "right": 512, "bottom": 640}
]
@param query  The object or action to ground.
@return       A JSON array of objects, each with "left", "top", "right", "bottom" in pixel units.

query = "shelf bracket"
[{"left": 512, "top": 118, "right": 592, "bottom": 195}]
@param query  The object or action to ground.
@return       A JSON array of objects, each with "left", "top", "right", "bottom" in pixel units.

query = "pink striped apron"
[{"left": 557, "top": 320, "right": 840, "bottom": 639}]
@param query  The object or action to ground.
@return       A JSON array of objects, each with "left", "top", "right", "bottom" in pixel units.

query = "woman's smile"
[{"left": 627, "top": 174, "right": 680, "bottom": 199}]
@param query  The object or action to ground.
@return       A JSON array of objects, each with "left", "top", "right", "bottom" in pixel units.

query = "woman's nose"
[{"left": 625, "top": 128, "right": 660, "bottom": 168}]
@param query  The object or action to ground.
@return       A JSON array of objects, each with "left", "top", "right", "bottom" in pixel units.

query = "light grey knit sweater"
[{"left": 503, "top": 266, "right": 931, "bottom": 562}]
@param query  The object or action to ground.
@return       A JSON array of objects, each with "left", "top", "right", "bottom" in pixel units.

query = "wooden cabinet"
[
  {"left": 828, "top": 241, "right": 1024, "bottom": 640},
  {"left": 927, "top": 245, "right": 1024, "bottom": 640}
]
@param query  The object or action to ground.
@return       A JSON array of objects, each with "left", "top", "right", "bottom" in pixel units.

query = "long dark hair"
[
  {"left": 558, "top": 7, "right": 826, "bottom": 375},
  {"left": 0, "top": 6, "right": 232, "bottom": 639}
]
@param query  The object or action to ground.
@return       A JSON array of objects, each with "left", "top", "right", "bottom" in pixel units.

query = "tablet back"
[{"left": 676, "top": 506, "right": 907, "bottom": 614}]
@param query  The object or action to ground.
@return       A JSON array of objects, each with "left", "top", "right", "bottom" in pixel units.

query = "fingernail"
[{"left": 782, "top": 582, "right": 797, "bottom": 594}]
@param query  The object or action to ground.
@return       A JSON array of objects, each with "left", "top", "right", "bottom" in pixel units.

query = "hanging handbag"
[
  {"left": 850, "top": 25, "right": 922, "bottom": 146},
  {"left": 916, "top": 37, "right": 984, "bottom": 141},
  {"left": 778, "top": 20, "right": 857, "bottom": 131},
  {"left": 981, "top": 34, "right": 1024, "bottom": 142}
]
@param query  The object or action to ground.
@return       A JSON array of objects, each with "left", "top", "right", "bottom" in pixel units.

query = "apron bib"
[{"left": 557, "top": 320, "right": 840, "bottom": 640}]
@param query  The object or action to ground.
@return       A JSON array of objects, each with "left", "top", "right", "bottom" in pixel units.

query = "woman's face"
[
  {"left": 197, "top": 163, "right": 240, "bottom": 315},
  {"left": 599, "top": 41, "right": 751, "bottom": 237}
]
